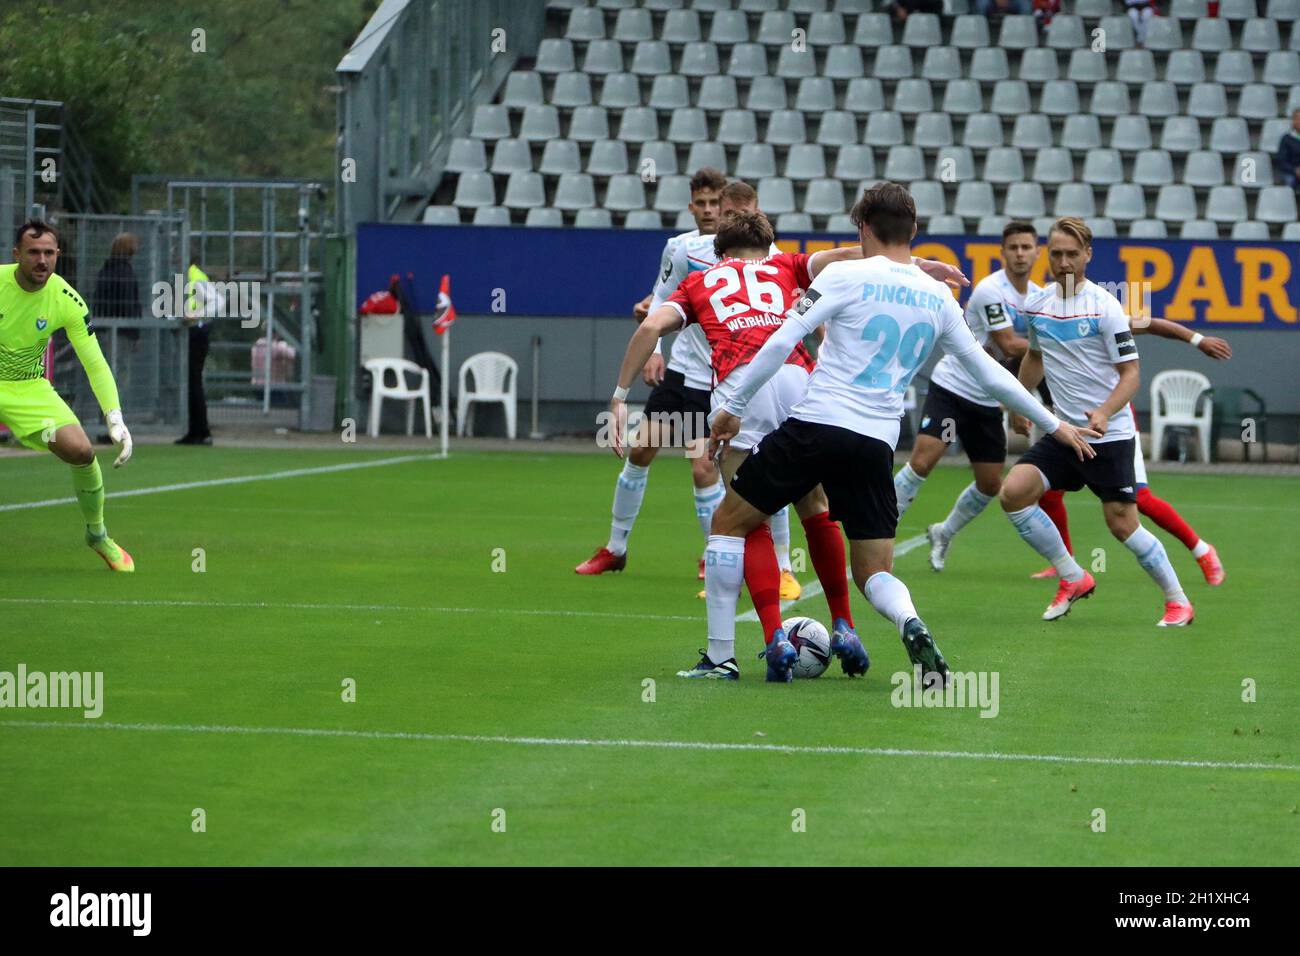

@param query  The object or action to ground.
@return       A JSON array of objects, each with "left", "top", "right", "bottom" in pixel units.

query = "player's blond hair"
[{"left": 1048, "top": 217, "right": 1092, "bottom": 249}]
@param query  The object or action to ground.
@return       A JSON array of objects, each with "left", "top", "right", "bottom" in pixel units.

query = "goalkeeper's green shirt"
[{"left": 0, "top": 263, "right": 121, "bottom": 413}]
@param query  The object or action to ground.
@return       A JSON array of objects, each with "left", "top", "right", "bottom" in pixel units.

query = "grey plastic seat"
[
  {"left": 653, "top": 175, "right": 692, "bottom": 212},
  {"left": 1116, "top": 50, "right": 1156, "bottom": 85},
  {"left": 1039, "top": 81, "right": 1081, "bottom": 116},
  {"left": 776, "top": 46, "right": 818, "bottom": 79},
  {"left": 909, "top": 181, "right": 947, "bottom": 218},
  {"left": 472, "top": 206, "right": 511, "bottom": 226},
  {"left": 738, "top": 143, "right": 774, "bottom": 179},
  {"left": 865, "top": 111, "right": 906, "bottom": 147},
  {"left": 1285, "top": 222, "right": 1300, "bottom": 240},
  {"left": 901, "top": 13, "right": 942, "bottom": 48},
  {"left": 1259, "top": 118, "right": 1292, "bottom": 152},
  {"left": 587, "top": 139, "right": 630, "bottom": 176},
  {"left": 914, "top": 112, "right": 955, "bottom": 149},
  {"left": 775, "top": 212, "right": 814, "bottom": 233},
  {"left": 635, "top": 141, "right": 677, "bottom": 178},
  {"left": 982, "top": 146, "right": 1025, "bottom": 184},
  {"left": 816, "top": 111, "right": 858, "bottom": 146},
  {"left": 1089, "top": 82, "right": 1131, "bottom": 117},
  {"left": 1191, "top": 20, "right": 1232, "bottom": 53},
  {"left": 1052, "top": 113, "right": 1097, "bottom": 151},
  {"left": 950, "top": 15, "right": 990, "bottom": 49},
  {"left": 1205, "top": 185, "right": 1247, "bottom": 222},
  {"left": 1031, "top": 148, "right": 1074, "bottom": 185},
  {"left": 795, "top": 78, "right": 836, "bottom": 113},
  {"left": 1240, "top": 19, "right": 1281, "bottom": 54},
  {"left": 1237, "top": 84, "right": 1279, "bottom": 121},
  {"left": 599, "top": 73, "right": 641, "bottom": 109},
  {"left": 1045, "top": 15, "right": 1086, "bottom": 49},
  {"left": 685, "top": 141, "right": 727, "bottom": 175},
  {"left": 662, "top": 8, "right": 702, "bottom": 43},
  {"left": 612, "top": 8, "right": 654, "bottom": 42},
  {"left": 502, "top": 71, "right": 544, "bottom": 108},
  {"left": 681, "top": 42, "right": 721, "bottom": 77},
  {"left": 573, "top": 208, "right": 613, "bottom": 229},
  {"left": 1110, "top": 115, "right": 1152, "bottom": 151},
  {"left": 976, "top": 215, "right": 1010, "bottom": 235},
  {"left": 824, "top": 44, "right": 866, "bottom": 80},
  {"left": 991, "top": 81, "right": 1032, "bottom": 116},
  {"left": 568, "top": 106, "right": 610, "bottom": 143},
  {"left": 1054, "top": 183, "right": 1096, "bottom": 218},
  {"left": 998, "top": 16, "right": 1040, "bottom": 51},
  {"left": 1133, "top": 150, "right": 1175, "bottom": 186},
  {"left": 604, "top": 175, "right": 647, "bottom": 212},
  {"left": 922, "top": 47, "right": 963, "bottom": 81},
  {"left": 519, "top": 105, "right": 561, "bottom": 141},
  {"left": 766, "top": 110, "right": 807, "bottom": 145},
  {"left": 727, "top": 43, "right": 769, "bottom": 78},
  {"left": 1020, "top": 48, "right": 1061, "bottom": 83},
  {"left": 1160, "top": 116, "right": 1203, "bottom": 153},
  {"left": 667, "top": 108, "right": 708, "bottom": 144},
  {"left": 755, "top": 177, "right": 796, "bottom": 215},
  {"left": 707, "top": 9, "right": 749, "bottom": 45},
  {"left": 884, "top": 146, "right": 926, "bottom": 181},
  {"left": 1164, "top": 50, "right": 1206, "bottom": 86},
  {"left": 470, "top": 104, "right": 511, "bottom": 141},
  {"left": 1179, "top": 220, "right": 1220, "bottom": 239},
  {"left": 534, "top": 39, "right": 576, "bottom": 75},
  {"left": 1128, "top": 219, "right": 1167, "bottom": 238},
  {"left": 784, "top": 144, "right": 826, "bottom": 180},
  {"left": 553, "top": 173, "right": 597, "bottom": 211},
  {"left": 942, "top": 79, "right": 984, "bottom": 115},
  {"left": 1232, "top": 152, "right": 1273, "bottom": 188},
  {"left": 1105, "top": 184, "right": 1148, "bottom": 221},
  {"left": 844, "top": 78, "right": 885, "bottom": 114},
  {"left": 962, "top": 113, "right": 1004, "bottom": 149},
  {"left": 1095, "top": 16, "right": 1136, "bottom": 50},
  {"left": 1145, "top": 17, "right": 1185, "bottom": 52},
  {"left": 1214, "top": 50, "right": 1256, "bottom": 86},
  {"left": 1154, "top": 184, "right": 1198, "bottom": 222},
  {"left": 539, "top": 139, "right": 583, "bottom": 176},
  {"left": 583, "top": 39, "right": 624, "bottom": 75},
  {"left": 691, "top": 0, "right": 732, "bottom": 12},
  {"left": 696, "top": 75, "right": 739, "bottom": 111},
  {"left": 422, "top": 205, "right": 460, "bottom": 225},
  {"left": 1088, "top": 217, "right": 1118, "bottom": 238},
  {"left": 934, "top": 146, "right": 975, "bottom": 182},
  {"left": 1066, "top": 49, "right": 1106, "bottom": 84},
  {"left": 565, "top": 7, "right": 606, "bottom": 41},
  {"left": 623, "top": 210, "right": 663, "bottom": 229},
  {"left": 629, "top": 41, "right": 669, "bottom": 76},
  {"left": 853, "top": 12, "right": 894, "bottom": 47},
  {"left": 596, "top": 0, "right": 637, "bottom": 9},
  {"left": 1184, "top": 151, "right": 1226, "bottom": 187},
  {"left": 1230, "top": 220, "right": 1270, "bottom": 240},
  {"left": 525, "top": 208, "right": 563, "bottom": 228},
  {"left": 893, "top": 79, "right": 934, "bottom": 115},
  {"left": 1005, "top": 183, "right": 1047, "bottom": 219},
  {"left": 1267, "top": 0, "right": 1300, "bottom": 18},
  {"left": 490, "top": 138, "right": 533, "bottom": 174},
  {"left": 926, "top": 215, "right": 965, "bottom": 235},
  {"left": 1187, "top": 82, "right": 1228, "bottom": 118},
  {"left": 834, "top": 145, "right": 876, "bottom": 180},
  {"left": 1137, "top": 83, "right": 1180, "bottom": 116},
  {"left": 454, "top": 171, "right": 495, "bottom": 208},
  {"left": 648, "top": 74, "right": 690, "bottom": 110},
  {"left": 826, "top": 213, "right": 857, "bottom": 233},
  {"left": 953, "top": 181, "right": 996, "bottom": 219},
  {"left": 873, "top": 46, "right": 913, "bottom": 80},
  {"left": 971, "top": 48, "right": 1011, "bottom": 82},
  {"left": 757, "top": 10, "right": 796, "bottom": 46},
  {"left": 804, "top": 179, "right": 847, "bottom": 215},
  {"left": 746, "top": 76, "right": 788, "bottom": 113},
  {"left": 1218, "top": 0, "right": 1256, "bottom": 17},
  {"left": 446, "top": 137, "right": 487, "bottom": 174},
  {"left": 1263, "top": 51, "right": 1300, "bottom": 86},
  {"left": 552, "top": 72, "right": 594, "bottom": 108},
  {"left": 616, "top": 107, "right": 660, "bottom": 143},
  {"left": 1083, "top": 149, "right": 1124, "bottom": 186},
  {"left": 1256, "top": 186, "right": 1299, "bottom": 223}
]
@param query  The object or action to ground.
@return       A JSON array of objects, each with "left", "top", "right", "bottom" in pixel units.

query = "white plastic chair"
[
  {"left": 457, "top": 351, "right": 518, "bottom": 439},
  {"left": 1150, "top": 369, "right": 1212, "bottom": 463},
  {"left": 365, "top": 358, "right": 433, "bottom": 439}
]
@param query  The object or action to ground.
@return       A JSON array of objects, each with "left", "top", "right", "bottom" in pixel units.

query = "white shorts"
[
  {"left": 1133, "top": 432, "right": 1148, "bottom": 486},
  {"left": 712, "top": 362, "right": 810, "bottom": 452}
]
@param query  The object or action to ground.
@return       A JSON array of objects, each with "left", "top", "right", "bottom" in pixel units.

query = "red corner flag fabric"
[{"left": 433, "top": 274, "right": 457, "bottom": 335}]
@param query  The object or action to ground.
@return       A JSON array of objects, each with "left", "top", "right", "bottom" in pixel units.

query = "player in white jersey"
[
  {"left": 576, "top": 168, "right": 732, "bottom": 579},
  {"left": 705, "top": 184, "right": 1097, "bottom": 683},
  {"left": 889, "top": 222, "right": 1042, "bottom": 571},
  {"left": 998, "top": 217, "right": 1195, "bottom": 627}
]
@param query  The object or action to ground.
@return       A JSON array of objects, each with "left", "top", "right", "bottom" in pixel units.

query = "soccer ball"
[{"left": 784, "top": 617, "right": 831, "bottom": 679}]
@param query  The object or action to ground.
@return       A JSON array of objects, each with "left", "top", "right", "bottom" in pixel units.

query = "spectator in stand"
[
  {"left": 979, "top": 0, "right": 1026, "bottom": 23},
  {"left": 1125, "top": 0, "right": 1157, "bottom": 47},
  {"left": 890, "top": 0, "right": 943, "bottom": 24},
  {"left": 1031, "top": 0, "right": 1059, "bottom": 29},
  {"left": 92, "top": 233, "right": 142, "bottom": 445},
  {"left": 1277, "top": 109, "right": 1300, "bottom": 189}
]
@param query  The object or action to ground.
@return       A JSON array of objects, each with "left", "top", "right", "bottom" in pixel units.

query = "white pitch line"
[
  {"left": 2, "top": 719, "right": 1296, "bottom": 774},
  {"left": 735, "top": 532, "right": 928, "bottom": 623},
  {"left": 0, "top": 453, "right": 440, "bottom": 512}
]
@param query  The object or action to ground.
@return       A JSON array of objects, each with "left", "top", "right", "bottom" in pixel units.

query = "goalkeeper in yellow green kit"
[{"left": 1, "top": 220, "right": 134, "bottom": 571}]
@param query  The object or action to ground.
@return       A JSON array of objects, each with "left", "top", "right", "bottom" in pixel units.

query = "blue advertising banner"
[{"left": 357, "top": 223, "right": 1300, "bottom": 329}]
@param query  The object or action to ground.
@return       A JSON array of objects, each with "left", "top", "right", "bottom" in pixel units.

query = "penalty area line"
[{"left": 2, "top": 719, "right": 1296, "bottom": 774}]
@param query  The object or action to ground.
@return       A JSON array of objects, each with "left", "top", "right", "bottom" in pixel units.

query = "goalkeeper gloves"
[{"left": 106, "top": 409, "right": 133, "bottom": 468}]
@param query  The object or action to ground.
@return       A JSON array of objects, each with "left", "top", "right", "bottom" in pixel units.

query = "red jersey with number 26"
[{"left": 663, "top": 252, "right": 817, "bottom": 385}]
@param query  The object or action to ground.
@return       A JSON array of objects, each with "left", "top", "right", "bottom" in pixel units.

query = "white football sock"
[
  {"left": 607, "top": 461, "right": 649, "bottom": 556},
  {"left": 705, "top": 534, "right": 745, "bottom": 663},
  {"left": 1006, "top": 505, "right": 1085, "bottom": 582},
  {"left": 693, "top": 478, "right": 725, "bottom": 539},
  {"left": 1191, "top": 539, "right": 1210, "bottom": 558},
  {"left": 863, "top": 571, "right": 919, "bottom": 636},
  {"left": 771, "top": 506, "right": 792, "bottom": 571},
  {"left": 939, "top": 482, "right": 994, "bottom": 539},
  {"left": 893, "top": 463, "right": 926, "bottom": 517},
  {"left": 1124, "top": 525, "right": 1188, "bottom": 604}
]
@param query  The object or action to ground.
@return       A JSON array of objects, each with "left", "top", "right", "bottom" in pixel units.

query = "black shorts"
[
  {"left": 918, "top": 383, "right": 1007, "bottom": 463},
  {"left": 731, "top": 418, "right": 899, "bottom": 540},
  {"left": 641, "top": 368, "right": 711, "bottom": 444},
  {"left": 1018, "top": 436, "right": 1137, "bottom": 503}
]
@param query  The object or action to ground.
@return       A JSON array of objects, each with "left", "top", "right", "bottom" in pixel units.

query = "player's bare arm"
[
  {"left": 632, "top": 293, "right": 652, "bottom": 321},
  {"left": 804, "top": 246, "right": 969, "bottom": 289},
  {"left": 1134, "top": 317, "right": 1232, "bottom": 360},
  {"left": 988, "top": 326, "right": 1029, "bottom": 360},
  {"left": 609, "top": 305, "right": 684, "bottom": 459},
  {"left": 1010, "top": 348, "right": 1045, "bottom": 436},
  {"left": 1086, "top": 359, "right": 1140, "bottom": 435}
]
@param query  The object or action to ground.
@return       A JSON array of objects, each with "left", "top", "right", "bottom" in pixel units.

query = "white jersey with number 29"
[{"left": 780, "top": 256, "right": 985, "bottom": 448}]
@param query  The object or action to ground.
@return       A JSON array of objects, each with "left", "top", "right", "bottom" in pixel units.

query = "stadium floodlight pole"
[{"left": 439, "top": 324, "right": 450, "bottom": 459}]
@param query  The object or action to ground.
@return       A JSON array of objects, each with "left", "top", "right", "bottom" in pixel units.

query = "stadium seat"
[
  {"left": 1191, "top": 20, "right": 1232, "bottom": 53},
  {"left": 367, "top": 358, "right": 434, "bottom": 440},
  {"left": 845, "top": 78, "right": 885, "bottom": 114},
  {"left": 757, "top": 10, "right": 796, "bottom": 46},
  {"left": 457, "top": 352, "right": 518, "bottom": 441},
  {"left": 667, "top": 108, "right": 708, "bottom": 144},
  {"left": 1255, "top": 185, "right": 1299, "bottom": 222},
  {"left": 1061, "top": 114, "right": 1102, "bottom": 151},
  {"left": 784, "top": 144, "right": 826, "bottom": 180},
  {"left": 470, "top": 105, "right": 511, "bottom": 141},
  {"left": 1144, "top": 17, "right": 1185, "bottom": 52},
  {"left": 901, "top": 13, "right": 942, "bottom": 48},
  {"left": 1116, "top": 50, "right": 1156, "bottom": 85},
  {"left": 727, "top": 43, "right": 769, "bottom": 78},
  {"left": 597, "top": 0, "right": 638, "bottom": 10},
  {"left": 446, "top": 138, "right": 487, "bottom": 174},
  {"left": 1180, "top": 215, "right": 1224, "bottom": 235},
  {"left": 1230, "top": 220, "right": 1270, "bottom": 240},
  {"left": 1170, "top": 0, "right": 1207, "bottom": 18},
  {"left": 1214, "top": 51, "right": 1256, "bottom": 87},
  {"left": 885, "top": 146, "right": 927, "bottom": 181},
  {"left": 926, "top": 215, "right": 965, "bottom": 235},
  {"left": 583, "top": 39, "right": 625, "bottom": 75},
  {"left": 1187, "top": 83, "right": 1229, "bottom": 118},
  {"left": 756, "top": 177, "right": 796, "bottom": 214},
  {"left": 616, "top": 107, "right": 660, "bottom": 143},
  {"left": 922, "top": 47, "right": 963, "bottom": 82},
  {"left": 1232, "top": 151, "right": 1273, "bottom": 187},
  {"left": 808, "top": 11, "right": 847, "bottom": 46},
  {"left": 573, "top": 208, "right": 613, "bottom": 228},
  {"left": 934, "top": 145, "right": 975, "bottom": 182},
  {"left": 971, "top": 48, "right": 1011, "bottom": 82},
  {"left": 612, "top": 8, "right": 654, "bottom": 43},
  {"left": 893, "top": 79, "right": 935, "bottom": 115},
  {"left": 1259, "top": 118, "right": 1292, "bottom": 152},
  {"left": 1160, "top": 116, "right": 1203, "bottom": 153},
  {"left": 873, "top": 46, "right": 913, "bottom": 80},
  {"left": 826, "top": 213, "right": 857, "bottom": 233},
  {"left": 1283, "top": 222, "right": 1300, "bottom": 240},
  {"left": 471, "top": 206, "right": 511, "bottom": 226},
  {"left": 909, "top": 181, "right": 947, "bottom": 217},
  {"left": 954, "top": 181, "right": 996, "bottom": 219},
  {"left": 525, "top": 207, "right": 563, "bottom": 227},
  {"left": 736, "top": 143, "right": 778, "bottom": 179},
  {"left": 804, "top": 179, "right": 847, "bottom": 215},
  {"left": 776, "top": 46, "right": 818, "bottom": 80},
  {"left": 1088, "top": 217, "right": 1118, "bottom": 238},
  {"left": 1110, "top": 114, "right": 1153, "bottom": 152},
  {"left": 1183, "top": 151, "right": 1227, "bottom": 187},
  {"left": 982, "top": 147, "right": 1026, "bottom": 184},
  {"left": 662, "top": 9, "right": 703, "bottom": 43},
  {"left": 648, "top": 75, "right": 690, "bottom": 110},
  {"left": 1020, "top": 49, "right": 1061, "bottom": 84},
  {"left": 794, "top": 77, "right": 836, "bottom": 113},
  {"left": 502, "top": 71, "right": 544, "bottom": 108},
  {"left": 630, "top": 41, "right": 670, "bottom": 76},
  {"left": 421, "top": 205, "right": 459, "bottom": 225},
  {"left": 991, "top": 81, "right": 1032, "bottom": 116},
  {"left": 1263, "top": 51, "right": 1300, "bottom": 87},
  {"left": 1067, "top": 50, "right": 1108, "bottom": 84},
  {"left": 776, "top": 212, "right": 814, "bottom": 232},
  {"left": 1165, "top": 50, "right": 1206, "bottom": 86},
  {"left": 568, "top": 106, "right": 610, "bottom": 143},
  {"left": 1138, "top": 83, "right": 1180, "bottom": 117},
  {"left": 534, "top": 39, "right": 576, "bottom": 75},
  {"left": 519, "top": 105, "right": 561, "bottom": 141},
  {"left": 950, "top": 15, "right": 989, "bottom": 50},
  {"left": 998, "top": 16, "right": 1039, "bottom": 50},
  {"left": 1105, "top": 184, "right": 1148, "bottom": 221},
  {"left": 1045, "top": 15, "right": 1086, "bottom": 49},
  {"left": 1095, "top": 16, "right": 1136, "bottom": 50},
  {"left": 865, "top": 111, "right": 906, "bottom": 146},
  {"left": 1267, "top": 0, "right": 1300, "bottom": 17},
  {"left": 1240, "top": 19, "right": 1281, "bottom": 54},
  {"left": 1237, "top": 84, "right": 1279, "bottom": 120},
  {"left": 1089, "top": 82, "right": 1131, "bottom": 117},
  {"left": 599, "top": 73, "right": 641, "bottom": 108},
  {"left": 1154, "top": 184, "right": 1199, "bottom": 222},
  {"left": 816, "top": 111, "right": 858, "bottom": 146},
  {"left": 685, "top": 141, "right": 727, "bottom": 174},
  {"left": 1040, "top": 81, "right": 1082, "bottom": 117},
  {"left": 1128, "top": 218, "right": 1168, "bottom": 238},
  {"left": 454, "top": 171, "right": 495, "bottom": 208},
  {"left": 587, "top": 139, "right": 630, "bottom": 176},
  {"left": 766, "top": 110, "right": 807, "bottom": 145},
  {"left": 604, "top": 175, "right": 647, "bottom": 211},
  {"left": 1218, "top": 0, "right": 1255, "bottom": 17},
  {"left": 1031, "top": 148, "right": 1074, "bottom": 185},
  {"left": 552, "top": 72, "right": 594, "bottom": 108},
  {"left": 914, "top": 112, "right": 955, "bottom": 148},
  {"left": 622, "top": 208, "right": 662, "bottom": 228},
  {"left": 538, "top": 139, "right": 582, "bottom": 177},
  {"left": 1054, "top": 183, "right": 1096, "bottom": 218},
  {"left": 853, "top": 13, "right": 895, "bottom": 47},
  {"left": 636, "top": 141, "right": 678, "bottom": 178},
  {"left": 682, "top": 41, "right": 722, "bottom": 77},
  {"left": 553, "top": 173, "right": 597, "bottom": 210},
  {"left": 835, "top": 144, "right": 877, "bottom": 180},
  {"left": 695, "top": 75, "right": 737, "bottom": 111},
  {"left": 746, "top": 76, "right": 788, "bottom": 112},
  {"left": 1004, "top": 183, "right": 1047, "bottom": 219},
  {"left": 707, "top": 9, "right": 749, "bottom": 45},
  {"left": 976, "top": 215, "right": 1010, "bottom": 235},
  {"left": 1133, "top": 150, "right": 1176, "bottom": 186},
  {"left": 564, "top": 7, "right": 605, "bottom": 42},
  {"left": 961, "top": 113, "right": 1005, "bottom": 149},
  {"left": 653, "top": 175, "right": 691, "bottom": 212},
  {"left": 1149, "top": 369, "right": 1212, "bottom": 464},
  {"left": 673, "top": 208, "right": 696, "bottom": 229},
  {"left": 1083, "top": 149, "right": 1124, "bottom": 186},
  {"left": 490, "top": 138, "right": 533, "bottom": 175},
  {"left": 942, "top": 79, "right": 984, "bottom": 115},
  {"left": 1032, "top": 215, "right": 1057, "bottom": 236}
]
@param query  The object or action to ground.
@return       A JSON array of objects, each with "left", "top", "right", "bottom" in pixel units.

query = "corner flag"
[{"left": 433, "top": 274, "right": 456, "bottom": 335}]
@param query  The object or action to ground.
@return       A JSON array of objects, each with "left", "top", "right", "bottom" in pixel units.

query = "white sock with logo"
[
  {"left": 705, "top": 534, "right": 745, "bottom": 664},
  {"left": 863, "top": 571, "right": 919, "bottom": 636},
  {"left": 939, "top": 483, "right": 994, "bottom": 539},
  {"left": 693, "top": 478, "right": 725, "bottom": 539},
  {"left": 607, "top": 461, "right": 649, "bottom": 556},
  {"left": 1006, "top": 505, "right": 1085, "bottom": 582},
  {"left": 893, "top": 463, "right": 925, "bottom": 518},
  {"left": 771, "top": 506, "right": 792, "bottom": 571},
  {"left": 1124, "top": 525, "right": 1188, "bottom": 604}
]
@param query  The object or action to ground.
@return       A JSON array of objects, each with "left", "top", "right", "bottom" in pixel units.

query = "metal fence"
[{"left": 0, "top": 104, "right": 36, "bottom": 238}]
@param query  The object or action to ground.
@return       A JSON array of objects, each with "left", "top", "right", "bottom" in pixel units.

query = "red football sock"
[
  {"left": 1039, "top": 489, "right": 1072, "bottom": 555},
  {"left": 1136, "top": 486, "right": 1200, "bottom": 551},
  {"left": 744, "top": 523, "right": 784, "bottom": 644},
  {"left": 801, "top": 510, "right": 853, "bottom": 627}
]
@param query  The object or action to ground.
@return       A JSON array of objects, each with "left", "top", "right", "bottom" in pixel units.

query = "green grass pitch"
[{"left": 0, "top": 444, "right": 1297, "bottom": 866}]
